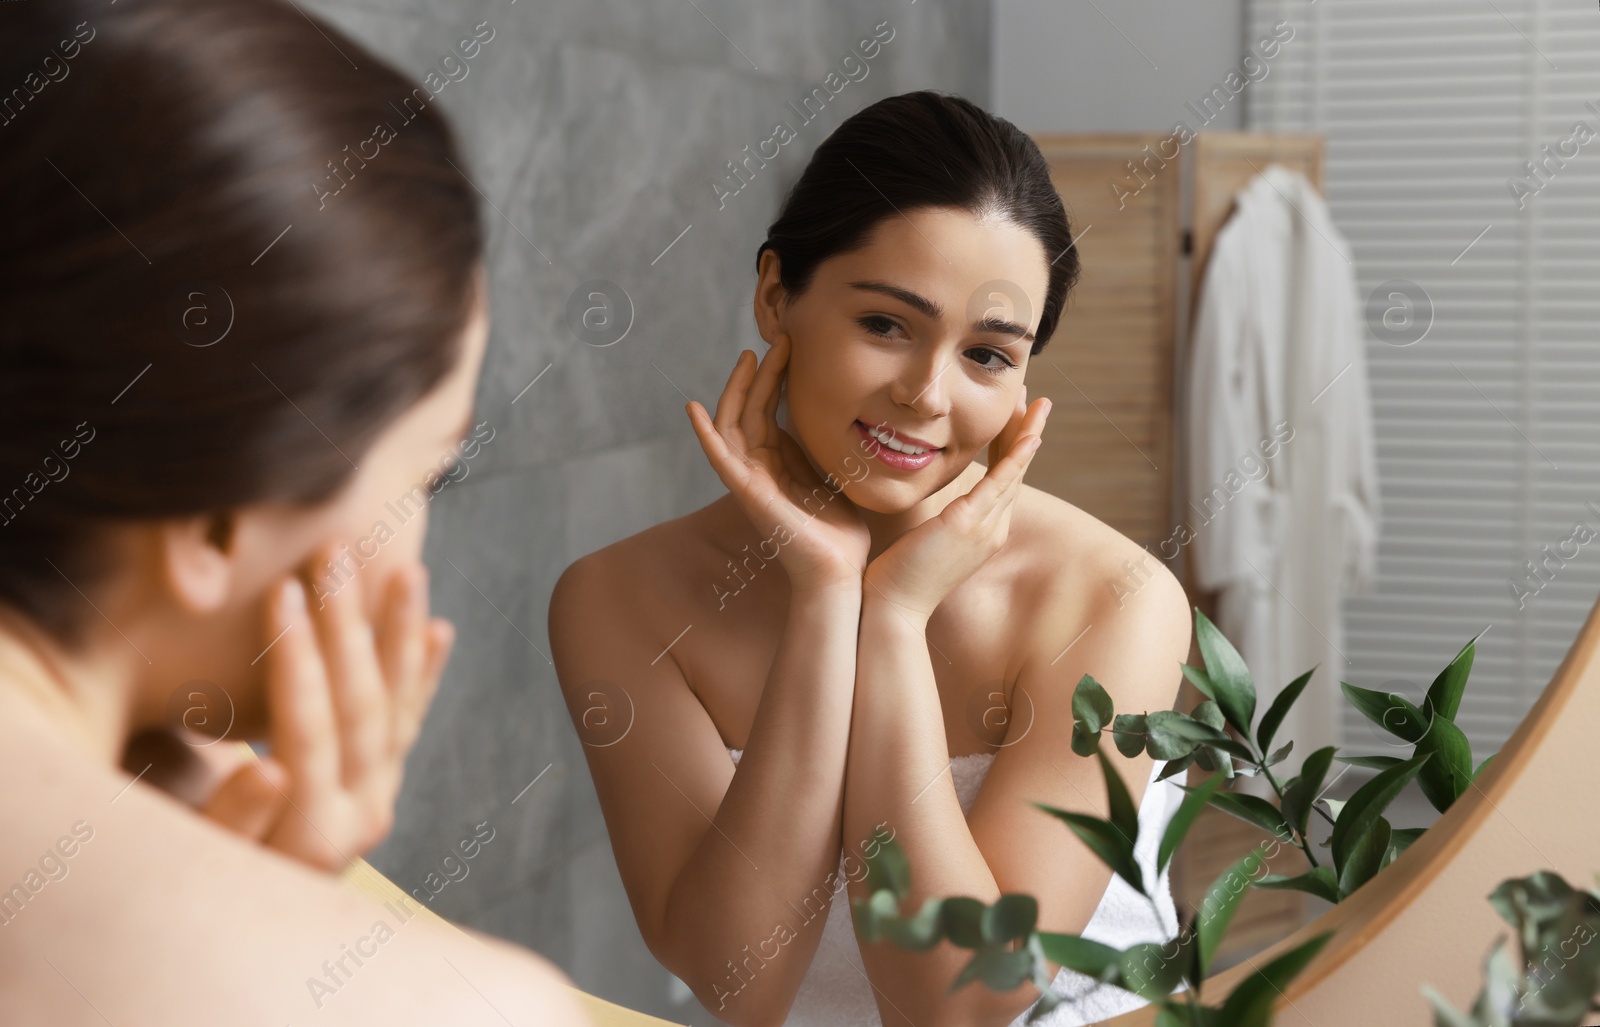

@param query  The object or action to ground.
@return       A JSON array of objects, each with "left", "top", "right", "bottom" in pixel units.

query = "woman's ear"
[
  {"left": 158, "top": 513, "right": 239, "bottom": 615},
  {"left": 753, "top": 248, "right": 789, "bottom": 346}
]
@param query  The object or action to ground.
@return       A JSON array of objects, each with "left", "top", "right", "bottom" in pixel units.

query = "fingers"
[
  {"left": 998, "top": 396, "right": 1049, "bottom": 478},
  {"left": 713, "top": 348, "right": 757, "bottom": 441},
  {"left": 996, "top": 399, "right": 1048, "bottom": 488},
  {"left": 763, "top": 344, "right": 786, "bottom": 430},
  {"left": 377, "top": 564, "right": 429, "bottom": 753},
  {"left": 398, "top": 619, "right": 455, "bottom": 754},
  {"left": 265, "top": 576, "right": 340, "bottom": 803},
  {"left": 972, "top": 395, "right": 1051, "bottom": 514},
  {"left": 741, "top": 336, "right": 789, "bottom": 448},
  {"left": 313, "top": 548, "right": 390, "bottom": 791},
  {"left": 686, "top": 399, "right": 755, "bottom": 491},
  {"left": 396, "top": 617, "right": 453, "bottom": 755},
  {"left": 202, "top": 757, "right": 290, "bottom": 840},
  {"left": 989, "top": 384, "right": 1031, "bottom": 468}
]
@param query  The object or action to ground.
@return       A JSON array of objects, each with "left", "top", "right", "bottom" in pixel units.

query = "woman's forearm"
[
  {"left": 843, "top": 594, "right": 1019, "bottom": 1026},
  {"left": 662, "top": 582, "right": 862, "bottom": 1024},
  {"left": 844, "top": 595, "right": 996, "bottom": 891}
]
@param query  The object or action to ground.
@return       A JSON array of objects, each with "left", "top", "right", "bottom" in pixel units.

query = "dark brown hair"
[
  {"left": 0, "top": 0, "right": 484, "bottom": 643},
  {"left": 758, "top": 90, "right": 1079, "bottom": 355}
]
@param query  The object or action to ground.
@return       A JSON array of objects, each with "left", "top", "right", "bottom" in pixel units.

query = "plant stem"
[{"left": 1257, "top": 759, "right": 1324, "bottom": 870}]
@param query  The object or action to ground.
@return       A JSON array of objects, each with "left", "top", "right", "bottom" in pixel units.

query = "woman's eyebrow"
[
  {"left": 973, "top": 314, "right": 1035, "bottom": 345},
  {"left": 849, "top": 279, "right": 942, "bottom": 320},
  {"left": 849, "top": 279, "right": 1033, "bottom": 344}
]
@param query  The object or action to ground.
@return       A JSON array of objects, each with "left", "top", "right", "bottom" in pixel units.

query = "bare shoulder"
[
  {"left": 1010, "top": 484, "right": 1182, "bottom": 605},
  {"left": 1008, "top": 484, "right": 1191, "bottom": 671},
  {"left": 550, "top": 498, "right": 730, "bottom": 632},
  {"left": 0, "top": 698, "right": 592, "bottom": 1026}
]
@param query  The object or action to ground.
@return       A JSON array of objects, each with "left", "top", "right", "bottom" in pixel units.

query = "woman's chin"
[{"left": 838, "top": 477, "right": 940, "bottom": 516}]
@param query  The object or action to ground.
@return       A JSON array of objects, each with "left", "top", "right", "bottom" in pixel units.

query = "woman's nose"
[{"left": 890, "top": 353, "right": 954, "bottom": 419}]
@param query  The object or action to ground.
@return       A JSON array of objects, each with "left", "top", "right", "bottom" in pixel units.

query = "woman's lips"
[{"left": 853, "top": 420, "right": 940, "bottom": 470}]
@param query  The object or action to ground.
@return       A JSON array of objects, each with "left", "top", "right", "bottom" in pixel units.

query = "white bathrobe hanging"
[{"left": 1185, "top": 164, "right": 1381, "bottom": 792}]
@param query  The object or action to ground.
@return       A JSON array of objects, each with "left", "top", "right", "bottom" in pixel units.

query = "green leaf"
[
  {"left": 1159, "top": 771, "right": 1226, "bottom": 876},
  {"left": 1165, "top": 717, "right": 1257, "bottom": 763},
  {"left": 1423, "top": 631, "right": 1482, "bottom": 724},
  {"left": 1190, "top": 787, "right": 1292, "bottom": 843},
  {"left": 1336, "top": 814, "right": 1391, "bottom": 899},
  {"left": 1197, "top": 847, "right": 1270, "bottom": 980},
  {"left": 940, "top": 896, "right": 986, "bottom": 948},
  {"left": 1479, "top": 943, "right": 1522, "bottom": 1026},
  {"left": 1265, "top": 740, "right": 1294, "bottom": 767},
  {"left": 1188, "top": 701, "right": 1234, "bottom": 781},
  {"left": 1415, "top": 714, "right": 1473, "bottom": 815},
  {"left": 951, "top": 945, "right": 1035, "bottom": 993},
  {"left": 1333, "top": 754, "right": 1405, "bottom": 771},
  {"left": 1180, "top": 662, "right": 1217, "bottom": 702},
  {"left": 1073, "top": 674, "right": 1115, "bottom": 733},
  {"left": 1023, "top": 937, "right": 1068, "bottom": 1023},
  {"left": 981, "top": 894, "right": 1038, "bottom": 945},
  {"left": 1256, "top": 867, "right": 1340, "bottom": 904},
  {"left": 1036, "top": 932, "right": 1125, "bottom": 981},
  {"left": 1145, "top": 709, "right": 1201, "bottom": 761},
  {"left": 1034, "top": 803, "right": 1145, "bottom": 894},
  {"left": 1471, "top": 752, "right": 1496, "bottom": 782},
  {"left": 1321, "top": 797, "right": 1348, "bottom": 824},
  {"left": 1339, "top": 681, "right": 1429, "bottom": 744},
  {"left": 1155, "top": 752, "right": 1196, "bottom": 782},
  {"left": 1119, "top": 940, "right": 1188, "bottom": 1001},
  {"left": 1330, "top": 752, "right": 1431, "bottom": 879},
  {"left": 1098, "top": 748, "right": 1141, "bottom": 845},
  {"left": 885, "top": 897, "right": 944, "bottom": 950},
  {"left": 1112, "top": 713, "right": 1148, "bottom": 758},
  {"left": 1388, "top": 827, "right": 1425, "bottom": 860},
  {"left": 1215, "top": 930, "right": 1335, "bottom": 1026},
  {"left": 1487, "top": 870, "right": 1582, "bottom": 932},
  {"left": 1191, "top": 699, "right": 1226, "bottom": 730},
  {"left": 1194, "top": 607, "right": 1257, "bottom": 736},
  {"left": 863, "top": 836, "right": 911, "bottom": 898},
  {"left": 1071, "top": 721, "right": 1101, "bottom": 757},
  {"left": 1280, "top": 746, "right": 1337, "bottom": 838},
  {"left": 850, "top": 890, "right": 896, "bottom": 943},
  {"left": 1257, "top": 668, "right": 1316, "bottom": 755}
]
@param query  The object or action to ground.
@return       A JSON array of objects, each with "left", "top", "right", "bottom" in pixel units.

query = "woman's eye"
[
  {"left": 967, "top": 347, "right": 1017, "bottom": 374},
  {"left": 857, "top": 315, "right": 899, "bottom": 338}
]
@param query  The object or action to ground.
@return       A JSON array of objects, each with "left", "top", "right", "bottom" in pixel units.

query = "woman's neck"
[{"left": 0, "top": 610, "right": 135, "bottom": 764}]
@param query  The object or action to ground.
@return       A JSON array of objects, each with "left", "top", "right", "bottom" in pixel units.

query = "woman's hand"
[
  {"left": 201, "top": 553, "right": 455, "bottom": 872},
  {"left": 686, "top": 334, "right": 872, "bottom": 595},
  {"left": 862, "top": 387, "right": 1051, "bottom": 620}
]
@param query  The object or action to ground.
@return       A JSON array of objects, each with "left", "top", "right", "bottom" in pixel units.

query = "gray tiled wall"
[{"left": 298, "top": 1, "right": 990, "bottom": 1020}]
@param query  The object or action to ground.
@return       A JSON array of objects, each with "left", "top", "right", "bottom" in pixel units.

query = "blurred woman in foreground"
[{"left": 0, "top": 1, "right": 590, "bottom": 1022}]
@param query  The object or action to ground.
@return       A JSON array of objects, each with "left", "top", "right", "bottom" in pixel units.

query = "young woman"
[
  {"left": 550, "top": 92, "right": 1192, "bottom": 1027},
  {"left": 0, "top": 2, "right": 590, "bottom": 1023}
]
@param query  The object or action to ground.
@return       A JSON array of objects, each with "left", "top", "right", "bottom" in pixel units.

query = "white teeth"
[{"left": 866, "top": 424, "right": 929, "bottom": 455}]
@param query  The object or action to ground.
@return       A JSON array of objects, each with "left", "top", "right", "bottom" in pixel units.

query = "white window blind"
[{"left": 1243, "top": 0, "right": 1600, "bottom": 760}]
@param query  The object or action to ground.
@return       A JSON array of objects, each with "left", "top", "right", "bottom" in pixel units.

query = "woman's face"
[{"left": 758, "top": 205, "right": 1050, "bottom": 513}]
